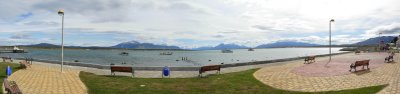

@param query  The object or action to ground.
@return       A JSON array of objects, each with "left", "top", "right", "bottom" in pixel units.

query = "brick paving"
[
  {"left": 254, "top": 52, "right": 399, "bottom": 93},
  {"left": 6, "top": 62, "right": 87, "bottom": 94},
  {"left": 292, "top": 52, "right": 388, "bottom": 77}
]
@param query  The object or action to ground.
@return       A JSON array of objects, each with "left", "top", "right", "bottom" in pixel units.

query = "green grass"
[
  {"left": 80, "top": 69, "right": 387, "bottom": 94},
  {"left": 0, "top": 62, "right": 22, "bottom": 94}
]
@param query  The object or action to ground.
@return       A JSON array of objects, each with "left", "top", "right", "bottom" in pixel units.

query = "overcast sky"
[{"left": 0, "top": 0, "right": 399, "bottom": 48}]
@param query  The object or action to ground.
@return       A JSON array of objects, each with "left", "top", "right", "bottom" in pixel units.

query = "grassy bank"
[
  {"left": 80, "top": 69, "right": 386, "bottom": 94},
  {"left": 0, "top": 62, "right": 21, "bottom": 94}
]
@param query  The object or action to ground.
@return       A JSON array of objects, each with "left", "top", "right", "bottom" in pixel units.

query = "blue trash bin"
[
  {"left": 162, "top": 66, "right": 170, "bottom": 78},
  {"left": 6, "top": 66, "right": 12, "bottom": 77}
]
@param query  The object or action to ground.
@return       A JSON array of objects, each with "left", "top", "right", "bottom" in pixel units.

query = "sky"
[{"left": 0, "top": 0, "right": 400, "bottom": 48}]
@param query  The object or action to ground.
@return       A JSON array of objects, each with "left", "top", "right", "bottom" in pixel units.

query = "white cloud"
[
  {"left": 0, "top": 0, "right": 399, "bottom": 48},
  {"left": 365, "top": 23, "right": 400, "bottom": 35}
]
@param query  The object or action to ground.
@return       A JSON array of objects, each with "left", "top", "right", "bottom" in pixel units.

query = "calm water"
[{"left": 0, "top": 48, "right": 345, "bottom": 67}]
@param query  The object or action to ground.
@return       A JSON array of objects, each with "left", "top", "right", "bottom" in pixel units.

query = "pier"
[
  {"left": 0, "top": 46, "right": 27, "bottom": 53},
  {"left": 0, "top": 50, "right": 26, "bottom": 53}
]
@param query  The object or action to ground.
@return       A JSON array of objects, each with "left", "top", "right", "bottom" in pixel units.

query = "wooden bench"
[
  {"left": 19, "top": 61, "right": 31, "bottom": 69},
  {"left": 3, "top": 79, "right": 22, "bottom": 94},
  {"left": 385, "top": 53, "right": 395, "bottom": 63},
  {"left": 199, "top": 65, "right": 221, "bottom": 77},
  {"left": 355, "top": 50, "right": 361, "bottom": 54},
  {"left": 349, "top": 60, "right": 370, "bottom": 72},
  {"left": 304, "top": 56, "right": 315, "bottom": 64},
  {"left": 110, "top": 66, "right": 134, "bottom": 77},
  {"left": 24, "top": 58, "right": 33, "bottom": 65},
  {"left": 1, "top": 57, "right": 13, "bottom": 62}
]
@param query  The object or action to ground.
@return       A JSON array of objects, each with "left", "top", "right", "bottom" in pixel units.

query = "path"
[
  {"left": 254, "top": 52, "right": 399, "bottom": 93},
  {"left": 7, "top": 62, "right": 87, "bottom": 94}
]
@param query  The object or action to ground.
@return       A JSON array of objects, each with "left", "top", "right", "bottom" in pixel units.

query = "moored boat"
[
  {"left": 248, "top": 48, "right": 254, "bottom": 51},
  {"left": 221, "top": 49, "right": 233, "bottom": 53}
]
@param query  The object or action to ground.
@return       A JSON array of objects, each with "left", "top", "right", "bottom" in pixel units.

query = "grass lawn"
[
  {"left": 0, "top": 62, "right": 21, "bottom": 94},
  {"left": 80, "top": 69, "right": 387, "bottom": 94}
]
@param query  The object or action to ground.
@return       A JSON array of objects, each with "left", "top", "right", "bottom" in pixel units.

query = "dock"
[{"left": 0, "top": 50, "right": 26, "bottom": 53}]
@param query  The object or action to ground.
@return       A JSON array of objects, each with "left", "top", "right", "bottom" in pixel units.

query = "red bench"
[
  {"left": 110, "top": 66, "right": 134, "bottom": 77},
  {"left": 349, "top": 60, "right": 370, "bottom": 72},
  {"left": 304, "top": 56, "right": 315, "bottom": 64},
  {"left": 19, "top": 61, "right": 31, "bottom": 69},
  {"left": 355, "top": 50, "right": 361, "bottom": 54},
  {"left": 3, "top": 79, "right": 22, "bottom": 94},
  {"left": 1, "top": 57, "right": 13, "bottom": 62},
  {"left": 199, "top": 65, "right": 221, "bottom": 77},
  {"left": 24, "top": 58, "right": 33, "bottom": 65}
]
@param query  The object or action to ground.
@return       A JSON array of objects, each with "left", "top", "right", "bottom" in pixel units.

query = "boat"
[
  {"left": 221, "top": 49, "right": 233, "bottom": 53},
  {"left": 248, "top": 48, "right": 254, "bottom": 51},
  {"left": 160, "top": 52, "right": 173, "bottom": 55},
  {"left": 12, "top": 46, "right": 25, "bottom": 53},
  {"left": 119, "top": 52, "right": 129, "bottom": 56}
]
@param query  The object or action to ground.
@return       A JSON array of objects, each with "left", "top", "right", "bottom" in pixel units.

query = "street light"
[
  {"left": 378, "top": 32, "right": 382, "bottom": 53},
  {"left": 58, "top": 10, "right": 64, "bottom": 72},
  {"left": 329, "top": 19, "right": 334, "bottom": 62}
]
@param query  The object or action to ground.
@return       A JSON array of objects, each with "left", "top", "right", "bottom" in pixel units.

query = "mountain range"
[
  {"left": 192, "top": 43, "right": 248, "bottom": 50},
  {"left": 255, "top": 41, "right": 319, "bottom": 48},
  {"left": 111, "top": 41, "right": 180, "bottom": 49},
  {"left": 21, "top": 36, "right": 398, "bottom": 50},
  {"left": 354, "top": 36, "right": 396, "bottom": 45}
]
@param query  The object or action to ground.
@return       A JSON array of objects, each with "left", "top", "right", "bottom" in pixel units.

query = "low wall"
[{"left": 13, "top": 52, "right": 352, "bottom": 71}]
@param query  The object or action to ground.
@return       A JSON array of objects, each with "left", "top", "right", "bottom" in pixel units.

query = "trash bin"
[
  {"left": 6, "top": 66, "right": 12, "bottom": 77},
  {"left": 162, "top": 66, "right": 170, "bottom": 78}
]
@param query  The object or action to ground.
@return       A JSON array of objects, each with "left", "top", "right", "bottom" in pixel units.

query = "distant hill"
[
  {"left": 354, "top": 36, "right": 396, "bottom": 45},
  {"left": 111, "top": 41, "right": 181, "bottom": 49},
  {"left": 25, "top": 43, "right": 59, "bottom": 47},
  {"left": 22, "top": 43, "right": 111, "bottom": 49},
  {"left": 192, "top": 43, "right": 248, "bottom": 50},
  {"left": 256, "top": 41, "right": 320, "bottom": 48}
]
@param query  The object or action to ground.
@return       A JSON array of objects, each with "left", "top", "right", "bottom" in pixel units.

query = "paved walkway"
[
  {"left": 7, "top": 62, "right": 88, "bottom": 94},
  {"left": 292, "top": 52, "right": 388, "bottom": 77},
  {"left": 254, "top": 52, "right": 399, "bottom": 93}
]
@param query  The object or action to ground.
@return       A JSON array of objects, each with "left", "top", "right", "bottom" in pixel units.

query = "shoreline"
[
  {"left": 12, "top": 52, "right": 351, "bottom": 71},
  {"left": 7, "top": 51, "right": 352, "bottom": 78}
]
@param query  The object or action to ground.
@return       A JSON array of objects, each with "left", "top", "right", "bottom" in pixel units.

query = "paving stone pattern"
[{"left": 254, "top": 52, "right": 399, "bottom": 94}]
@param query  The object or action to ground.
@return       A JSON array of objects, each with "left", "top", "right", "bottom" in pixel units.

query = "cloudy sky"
[{"left": 0, "top": 0, "right": 400, "bottom": 48}]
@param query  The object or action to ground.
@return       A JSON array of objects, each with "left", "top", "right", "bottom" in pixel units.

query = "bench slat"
[
  {"left": 199, "top": 65, "right": 221, "bottom": 77},
  {"left": 111, "top": 66, "right": 133, "bottom": 72},
  {"left": 110, "top": 66, "right": 134, "bottom": 77},
  {"left": 349, "top": 60, "right": 369, "bottom": 72}
]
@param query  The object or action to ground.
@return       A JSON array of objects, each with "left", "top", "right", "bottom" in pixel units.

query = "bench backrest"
[
  {"left": 20, "top": 61, "right": 28, "bottom": 64},
  {"left": 354, "top": 60, "right": 369, "bottom": 66},
  {"left": 1, "top": 57, "right": 11, "bottom": 59},
  {"left": 390, "top": 53, "right": 395, "bottom": 56},
  {"left": 200, "top": 65, "right": 221, "bottom": 73},
  {"left": 2, "top": 57, "right": 12, "bottom": 61},
  {"left": 305, "top": 56, "right": 315, "bottom": 60},
  {"left": 308, "top": 56, "right": 315, "bottom": 60},
  {"left": 111, "top": 66, "right": 133, "bottom": 72},
  {"left": 3, "top": 79, "right": 10, "bottom": 89}
]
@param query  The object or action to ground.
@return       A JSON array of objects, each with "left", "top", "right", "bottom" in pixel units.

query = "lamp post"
[
  {"left": 379, "top": 32, "right": 382, "bottom": 52},
  {"left": 329, "top": 19, "right": 334, "bottom": 62},
  {"left": 58, "top": 10, "right": 64, "bottom": 72},
  {"left": 397, "top": 35, "right": 400, "bottom": 51}
]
